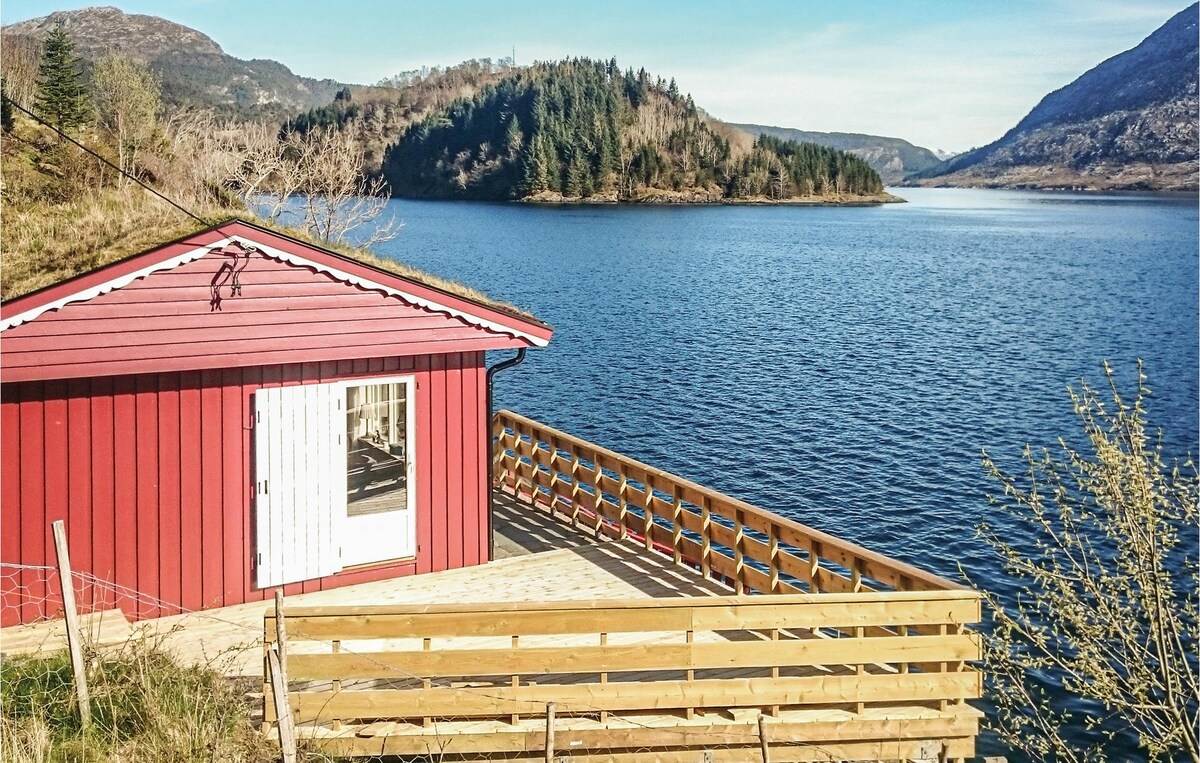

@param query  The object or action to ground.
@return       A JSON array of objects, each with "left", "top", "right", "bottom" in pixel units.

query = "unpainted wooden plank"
[
  {"left": 285, "top": 633, "right": 981, "bottom": 680},
  {"left": 292, "top": 670, "right": 983, "bottom": 722},
  {"left": 307, "top": 711, "right": 979, "bottom": 756}
]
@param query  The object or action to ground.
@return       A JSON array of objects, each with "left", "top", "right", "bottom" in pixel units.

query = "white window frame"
[{"left": 337, "top": 374, "right": 418, "bottom": 568}]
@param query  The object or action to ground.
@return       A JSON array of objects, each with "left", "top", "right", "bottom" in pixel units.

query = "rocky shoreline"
[{"left": 520, "top": 189, "right": 906, "bottom": 205}]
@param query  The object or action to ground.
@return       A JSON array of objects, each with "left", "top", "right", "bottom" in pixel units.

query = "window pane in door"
[{"left": 345, "top": 382, "right": 408, "bottom": 518}]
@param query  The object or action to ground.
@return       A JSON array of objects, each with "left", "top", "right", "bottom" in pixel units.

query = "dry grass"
[
  {"left": 0, "top": 637, "right": 274, "bottom": 763},
  {"left": 1, "top": 189, "right": 239, "bottom": 301},
  {"left": 0, "top": 116, "right": 536, "bottom": 321}
]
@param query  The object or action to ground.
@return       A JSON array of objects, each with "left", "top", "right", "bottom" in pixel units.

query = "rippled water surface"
[{"left": 370, "top": 188, "right": 1196, "bottom": 754}]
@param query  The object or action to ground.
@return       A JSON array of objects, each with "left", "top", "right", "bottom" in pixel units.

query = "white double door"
[{"left": 254, "top": 376, "right": 416, "bottom": 588}]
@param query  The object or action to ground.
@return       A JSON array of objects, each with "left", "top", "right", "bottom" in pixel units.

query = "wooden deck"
[
  {"left": 1, "top": 411, "right": 984, "bottom": 761},
  {"left": 0, "top": 489, "right": 727, "bottom": 676}
]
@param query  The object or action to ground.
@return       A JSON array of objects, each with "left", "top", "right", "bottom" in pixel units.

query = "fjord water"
[{"left": 374, "top": 188, "right": 1196, "bottom": 753}]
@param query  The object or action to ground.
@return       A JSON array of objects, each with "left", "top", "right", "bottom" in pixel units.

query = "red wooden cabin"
[{"left": 0, "top": 219, "right": 552, "bottom": 627}]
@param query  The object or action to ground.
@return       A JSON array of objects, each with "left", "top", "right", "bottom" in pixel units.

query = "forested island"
[{"left": 378, "top": 59, "right": 891, "bottom": 204}]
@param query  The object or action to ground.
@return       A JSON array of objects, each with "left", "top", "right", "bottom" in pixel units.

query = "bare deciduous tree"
[
  {"left": 0, "top": 33, "right": 41, "bottom": 109},
  {"left": 974, "top": 361, "right": 1198, "bottom": 762},
  {"left": 163, "top": 116, "right": 401, "bottom": 247},
  {"left": 91, "top": 53, "right": 162, "bottom": 186},
  {"left": 283, "top": 127, "right": 402, "bottom": 247}
]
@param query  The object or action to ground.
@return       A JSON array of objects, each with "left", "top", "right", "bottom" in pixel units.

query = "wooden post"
[
  {"left": 270, "top": 590, "right": 296, "bottom": 763},
  {"left": 671, "top": 487, "right": 683, "bottom": 565},
  {"left": 511, "top": 635, "right": 521, "bottom": 725},
  {"left": 267, "top": 646, "right": 297, "bottom": 763},
  {"left": 544, "top": 702, "right": 556, "bottom": 763},
  {"left": 51, "top": 521, "right": 90, "bottom": 729},
  {"left": 273, "top": 589, "right": 289, "bottom": 683},
  {"left": 599, "top": 632, "right": 609, "bottom": 723},
  {"left": 757, "top": 712, "right": 771, "bottom": 763}
]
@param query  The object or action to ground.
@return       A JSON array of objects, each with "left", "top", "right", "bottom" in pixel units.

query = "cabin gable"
[{"left": 0, "top": 222, "right": 547, "bottom": 382}]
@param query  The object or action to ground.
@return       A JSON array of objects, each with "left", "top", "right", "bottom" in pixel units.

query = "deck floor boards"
[{"left": 1, "top": 490, "right": 731, "bottom": 678}]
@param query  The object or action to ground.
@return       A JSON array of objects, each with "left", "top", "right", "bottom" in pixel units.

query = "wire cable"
[{"left": 3, "top": 97, "right": 209, "bottom": 225}]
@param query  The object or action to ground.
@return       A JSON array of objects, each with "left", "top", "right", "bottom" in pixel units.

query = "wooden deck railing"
[
  {"left": 266, "top": 593, "right": 982, "bottom": 760},
  {"left": 493, "top": 410, "right": 965, "bottom": 597}
]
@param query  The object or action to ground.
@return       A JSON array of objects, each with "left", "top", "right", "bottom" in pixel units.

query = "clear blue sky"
[{"left": 1, "top": 1, "right": 1189, "bottom": 153}]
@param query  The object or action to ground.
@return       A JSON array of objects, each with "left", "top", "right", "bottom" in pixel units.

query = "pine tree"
[
  {"left": 504, "top": 114, "right": 523, "bottom": 157},
  {"left": 564, "top": 151, "right": 587, "bottom": 197},
  {"left": 521, "top": 134, "right": 549, "bottom": 195},
  {"left": 34, "top": 27, "right": 89, "bottom": 134}
]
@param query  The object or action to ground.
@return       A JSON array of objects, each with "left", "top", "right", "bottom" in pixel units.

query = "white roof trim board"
[
  {"left": 0, "top": 237, "right": 232, "bottom": 331},
  {"left": 250, "top": 239, "right": 549, "bottom": 347},
  {"left": 0, "top": 235, "right": 549, "bottom": 347}
]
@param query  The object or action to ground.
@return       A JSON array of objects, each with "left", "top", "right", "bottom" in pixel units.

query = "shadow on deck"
[{"left": 0, "top": 489, "right": 725, "bottom": 673}]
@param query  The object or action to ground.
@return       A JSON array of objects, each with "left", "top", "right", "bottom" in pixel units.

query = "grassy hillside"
[{"left": 380, "top": 58, "right": 885, "bottom": 202}]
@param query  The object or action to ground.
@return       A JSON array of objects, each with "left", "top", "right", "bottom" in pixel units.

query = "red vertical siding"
[
  {"left": 178, "top": 372, "right": 203, "bottom": 612},
  {"left": 89, "top": 377, "right": 115, "bottom": 612},
  {"left": 111, "top": 377, "right": 138, "bottom": 618},
  {"left": 19, "top": 383, "right": 45, "bottom": 624},
  {"left": 66, "top": 379, "right": 92, "bottom": 612},
  {"left": 43, "top": 383, "right": 69, "bottom": 616},
  {"left": 135, "top": 375, "right": 159, "bottom": 616},
  {"left": 221, "top": 369, "right": 243, "bottom": 604},
  {"left": 2, "top": 351, "right": 491, "bottom": 626},
  {"left": 199, "top": 369, "right": 224, "bottom": 608},
  {"left": 1, "top": 388, "right": 23, "bottom": 619},
  {"left": 158, "top": 374, "right": 181, "bottom": 614},
  {"left": 415, "top": 355, "right": 434, "bottom": 575},
  {"left": 446, "top": 354, "right": 464, "bottom": 570}
]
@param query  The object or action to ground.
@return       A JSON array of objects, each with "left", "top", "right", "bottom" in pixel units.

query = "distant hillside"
[
  {"left": 731, "top": 124, "right": 943, "bottom": 184},
  {"left": 914, "top": 4, "right": 1198, "bottom": 191},
  {"left": 2, "top": 6, "right": 344, "bottom": 119},
  {"left": 281, "top": 60, "right": 520, "bottom": 173},
  {"left": 381, "top": 59, "right": 887, "bottom": 203}
]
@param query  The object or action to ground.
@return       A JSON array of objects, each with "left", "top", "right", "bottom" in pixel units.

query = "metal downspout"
[{"left": 485, "top": 348, "right": 526, "bottom": 561}]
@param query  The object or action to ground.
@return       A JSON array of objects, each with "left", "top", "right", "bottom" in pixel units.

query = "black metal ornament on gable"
[{"left": 208, "top": 240, "right": 258, "bottom": 311}]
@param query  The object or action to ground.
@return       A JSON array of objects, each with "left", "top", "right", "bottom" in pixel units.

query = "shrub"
[{"left": 975, "top": 362, "right": 1198, "bottom": 761}]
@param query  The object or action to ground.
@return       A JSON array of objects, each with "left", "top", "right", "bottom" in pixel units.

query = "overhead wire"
[{"left": 3, "top": 96, "right": 210, "bottom": 225}]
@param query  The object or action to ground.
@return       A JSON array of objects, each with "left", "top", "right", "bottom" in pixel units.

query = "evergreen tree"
[
  {"left": 521, "top": 134, "right": 549, "bottom": 195},
  {"left": 564, "top": 151, "right": 587, "bottom": 197},
  {"left": 379, "top": 57, "right": 883, "bottom": 201},
  {"left": 1, "top": 77, "right": 14, "bottom": 133},
  {"left": 505, "top": 114, "right": 523, "bottom": 157},
  {"left": 34, "top": 27, "right": 89, "bottom": 134}
]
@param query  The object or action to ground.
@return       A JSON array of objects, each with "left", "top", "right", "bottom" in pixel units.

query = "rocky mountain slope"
[
  {"left": 3, "top": 6, "right": 344, "bottom": 119},
  {"left": 731, "top": 124, "right": 943, "bottom": 184},
  {"left": 914, "top": 4, "right": 1198, "bottom": 191}
]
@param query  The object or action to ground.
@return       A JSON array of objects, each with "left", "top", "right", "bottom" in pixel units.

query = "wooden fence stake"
[
  {"left": 267, "top": 646, "right": 297, "bottom": 763},
  {"left": 758, "top": 712, "right": 771, "bottom": 763},
  {"left": 274, "top": 589, "right": 289, "bottom": 681},
  {"left": 544, "top": 702, "right": 556, "bottom": 763},
  {"left": 51, "top": 520, "right": 90, "bottom": 729}
]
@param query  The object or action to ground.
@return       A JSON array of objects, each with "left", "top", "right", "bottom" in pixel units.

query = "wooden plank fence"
[
  {"left": 265, "top": 593, "right": 982, "bottom": 760},
  {"left": 260, "top": 411, "right": 984, "bottom": 761}
]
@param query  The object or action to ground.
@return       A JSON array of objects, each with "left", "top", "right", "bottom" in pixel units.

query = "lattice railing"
[{"left": 492, "top": 410, "right": 966, "bottom": 596}]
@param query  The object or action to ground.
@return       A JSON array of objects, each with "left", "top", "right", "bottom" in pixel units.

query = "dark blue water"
[{"left": 368, "top": 188, "right": 1197, "bottom": 757}]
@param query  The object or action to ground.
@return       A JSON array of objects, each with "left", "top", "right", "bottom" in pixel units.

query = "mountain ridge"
[
  {"left": 3, "top": 6, "right": 346, "bottom": 119},
  {"left": 913, "top": 4, "right": 1198, "bottom": 191},
  {"left": 730, "top": 124, "right": 943, "bottom": 184}
]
